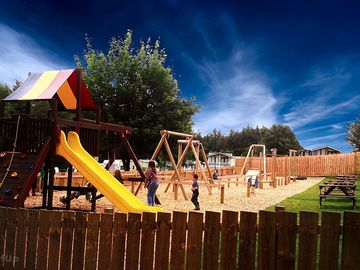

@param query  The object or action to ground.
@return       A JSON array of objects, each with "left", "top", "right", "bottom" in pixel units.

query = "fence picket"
[
  {"left": 14, "top": 208, "right": 28, "bottom": 270},
  {"left": 85, "top": 212, "right": 100, "bottom": 270},
  {"left": 111, "top": 212, "right": 127, "bottom": 270},
  {"left": 258, "top": 211, "right": 276, "bottom": 270},
  {"left": 59, "top": 211, "right": 75, "bottom": 270},
  {"left": 37, "top": 210, "right": 51, "bottom": 270},
  {"left": 72, "top": 211, "right": 87, "bottom": 270},
  {"left": 186, "top": 211, "right": 203, "bottom": 270},
  {"left": 203, "top": 211, "right": 221, "bottom": 270},
  {"left": 0, "top": 207, "right": 6, "bottom": 269},
  {"left": 220, "top": 210, "right": 239, "bottom": 270},
  {"left": 170, "top": 211, "right": 187, "bottom": 270},
  {"left": 25, "top": 209, "right": 39, "bottom": 270},
  {"left": 48, "top": 211, "right": 62, "bottom": 270},
  {"left": 140, "top": 212, "right": 156, "bottom": 270},
  {"left": 4, "top": 208, "right": 17, "bottom": 270},
  {"left": 238, "top": 211, "right": 257, "bottom": 270},
  {"left": 298, "top": 211, "right": 319, "bottom": 270},
  {"left": 154, "top": 212, "right": 171, "bottom": 270},
  {"left": 319, "top": 211, "right": 341, "bottom": 270},
  {"left": 98, "top": 213, "right": 114, "bottom": 270},
  {"left": 125, "top": 213, "right": 142, "bottom": 270},
  {"left": 342, "top": 211, "right": 360, "bottom": 270},
  {"left": 276, "top": 212, "right": 297, "bottom": 270}
]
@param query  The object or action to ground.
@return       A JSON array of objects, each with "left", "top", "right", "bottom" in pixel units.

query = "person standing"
[
  {"left": 191, "top": 173, "right": 200, "bottom": 210},
  {"left": 145, "top": 160, "right": 159, "bottom": 206}
]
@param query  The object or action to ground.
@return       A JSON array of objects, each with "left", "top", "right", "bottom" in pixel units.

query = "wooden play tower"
[{"left": 0, "top": 69, "right": 152, "bottom": 210}]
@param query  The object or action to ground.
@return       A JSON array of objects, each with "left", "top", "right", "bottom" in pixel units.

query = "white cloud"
[
  {"left": 193, "top": 48, "right": 279, "bottom": 134},
  {"left": 0, "top": 23, "right": 66, "bottom": 86},
  {"left": 284, "top": 67, "right": 360, "bottom": 129}
]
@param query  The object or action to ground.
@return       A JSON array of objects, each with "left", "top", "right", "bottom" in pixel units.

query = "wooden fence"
[
  {"left": 0, "top": 207, "right": 360, "bottom": 270},
  {"left": 235, "top": 152, "right": 358, "bottom": 177}
]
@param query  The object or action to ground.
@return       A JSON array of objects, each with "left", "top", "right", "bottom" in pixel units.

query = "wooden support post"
[
  {"left": 195, "top": 143, "right": 200, "bottom": 173},
  {"left": 164, "top": 138, "right": 193, "bottom": 194},
  {"left": 41, "top": 162, "right": 49, "bottom": 208},
  {"left": 151, "top": 132, "right": 166, "bottom": 160},
  {"left": 220, "top": 186, "right": 224, "bottom": 204},
  {"left": 66, "top": 164, "right": 73, "bottom": 210},
  {"left": 200, "top": 144, "right": 213, "bottom": 181},
  {"left": 246, "top": 182, "right": 251, "bottom": 197},
  {"left": 131, "top": 182, "right": 135, "bottom": 194},
  {"left": 163, "top": 137, "right": 188, "bottom": 200},
  {"left": 190, "top": 143, "right": 212, "bottom": 195}
]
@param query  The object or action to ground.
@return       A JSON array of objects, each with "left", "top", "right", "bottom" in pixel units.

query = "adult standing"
[{"left": 145, "top": 160, "right": 159, "bottom": 206}]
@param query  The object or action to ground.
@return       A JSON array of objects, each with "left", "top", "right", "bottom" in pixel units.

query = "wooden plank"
[
  {"left": 319, "top": 211, "right": 341, "bottom": 270},
  {"left": 203, "top": 211, "right": 221, "bottom": 270},
  {"left": 154, "top": 212, "right": 171, "bottom": 270},
  {"left": 342, "top": 211, "right": 360, "bottom": 270},
  {"left": 238, "top": 211, "right": 257, "bottom": 270},
  {"left": 125, "top": 213, "right": 142, "bottom": 270},
  {"left": 220, "top": 210, "right": 238, "bottom": 270},
  {"left": 48, "top": 211, "right": 62, "bottom": 270},
  {"left": 170, "top": 211, "right": 187, "bottom": 270},
  {"left": 186, "top": 211, "right": 203, "bottom": 270},
  {"left": 111, "top": 213, "right": 127, "bottom": 270},
  {"left": 72, "top": 212, "right": 87, "bottom": 270},
  {"left": 14, "top": 209, "right": 28, "bottom": 270},
  {"left": 60, "top": 211, "right": 75, "bottom": 270},
  {"left": 0, "top": 207, "right": 6, "bottom": 269},
  {"left": 276, "top": 212, "right": 297, "bottom": 270},
  {"left": 25, "top": 210, "right": 39, "bottom": 270},
  {"left": 297, "top": 211, "right": 318, "bottom": 270},
  {"left": 140, "top": 212, "right": 156, "bottom": 270},
  {"left": 4, "top": 208, "right": 17, "bottom": 270},
  {"left": 98, "top": 213, "right": 114, "bottom": 270},
  {"left": 257, "top": 211, "right": 276, "bottom": 270},
  {"left": 85, "top": 212, "right": 100, "bottom": 270},
  {"left": 37, "top": 210, "right": 51, "bottom": 270}
]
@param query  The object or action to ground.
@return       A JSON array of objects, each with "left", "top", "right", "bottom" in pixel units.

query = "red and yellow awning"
[{"left": 4, "top": 69, "right": 96, "bottom": 110}]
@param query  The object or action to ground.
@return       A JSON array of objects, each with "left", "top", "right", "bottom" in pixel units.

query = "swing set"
[{"left": 149, "top": 130, "right": 214, "bottom": 200}]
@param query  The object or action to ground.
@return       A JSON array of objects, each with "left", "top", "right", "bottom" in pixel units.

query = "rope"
[{"left": 0, "top": 115, "right": 21, "bottom": 188}]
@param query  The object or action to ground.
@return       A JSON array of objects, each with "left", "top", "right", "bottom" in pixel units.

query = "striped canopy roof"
[{"left": 4, "top": 69, "right": 96, "bottom": 110}]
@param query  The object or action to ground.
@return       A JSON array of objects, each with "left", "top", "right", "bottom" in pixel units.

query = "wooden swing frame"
[{"left": 150, "top": 130, "right": 213, "bottom": 200}]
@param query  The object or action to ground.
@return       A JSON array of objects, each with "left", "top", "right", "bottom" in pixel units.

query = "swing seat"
[
  {"left": 11, "top": 172, "right": 18, "bottom": 178},
  {"left": 0, "top": 152, "right": 6, "bottom": 158}
]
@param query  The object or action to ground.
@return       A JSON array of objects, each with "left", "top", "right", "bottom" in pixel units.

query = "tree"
[
  {"left": 260, "top": 125, "right": 302, "bottom": 155},
  {"left": 75, "top": 31, "right": 199, "bottom": 160},
  {"left": 346, "top": 118, "right": 360, "bottom": 151}
]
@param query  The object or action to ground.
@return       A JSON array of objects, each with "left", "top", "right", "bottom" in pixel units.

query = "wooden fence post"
[
  {"left": 203, "top": 211, "right": 221, "bottom": 270},
  {"left": 220, "top": 211, "right": 239, "bottom": 270},
  {"left": 342, "top": 211, "right": 360, "bottom": 269}
]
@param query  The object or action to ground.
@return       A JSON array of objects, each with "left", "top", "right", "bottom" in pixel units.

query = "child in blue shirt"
[{"left": 191, "top": 174, "right": 200, "bottom": 210}]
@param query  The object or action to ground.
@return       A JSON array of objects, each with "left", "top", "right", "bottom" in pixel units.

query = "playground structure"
[
  {"left": 149, "top": 130, "right": 217, "bottom": 200},
  {"left": 0, "top": 69, "right": 161, "bottom": 213}
]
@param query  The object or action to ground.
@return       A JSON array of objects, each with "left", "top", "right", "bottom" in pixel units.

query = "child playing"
[{"left": 191, "top": 174, "right": 200, "bottom": 211}]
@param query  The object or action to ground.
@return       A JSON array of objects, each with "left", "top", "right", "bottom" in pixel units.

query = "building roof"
[
  {"left": 208, "top": 152, "right": 234, "bottom": 158},
  {"left": 311, "top": 146, "right": 341, "bottom": 152},
  {"left": 4, "top": 69, "right": 96, "bottom": 110}
]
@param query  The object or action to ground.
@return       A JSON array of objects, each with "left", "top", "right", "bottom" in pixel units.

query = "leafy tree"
[
  {"left": 260, "top": 125, "right": 302, "bottom": 155},
  {"left": 75, "top": 31, "right": 199, "bottom": 161},
  {"left": 346, "top": 118, "right": 360, "bottom": 151}
]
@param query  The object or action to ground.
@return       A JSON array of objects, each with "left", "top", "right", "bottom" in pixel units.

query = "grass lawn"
[{"left": 266, "top": 177, "right": 360, "bottom": 221}]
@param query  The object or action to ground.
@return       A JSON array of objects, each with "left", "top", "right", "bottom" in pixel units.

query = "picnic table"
[{"left": 319, "top": 180, "right": 356, "bottom": 207}]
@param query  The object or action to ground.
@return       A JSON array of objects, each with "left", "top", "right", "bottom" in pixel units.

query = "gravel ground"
[{"left": 24, "top": 177, "right": 323, "bottom": 214}]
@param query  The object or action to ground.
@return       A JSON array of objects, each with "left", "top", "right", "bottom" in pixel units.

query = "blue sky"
[{"left": 0, "top": 0, "right": 359, "bottom": 152}]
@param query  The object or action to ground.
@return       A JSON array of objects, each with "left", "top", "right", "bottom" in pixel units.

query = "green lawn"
[{"left": 266, "top": 177, "right": 360, "bottom": 220}]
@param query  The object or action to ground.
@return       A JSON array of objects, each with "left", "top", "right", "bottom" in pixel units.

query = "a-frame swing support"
[
  {"left": 150, "top": 130, "right": 213, "bottom": 200},
  {"left": 240, "top": 144, "right": 267, "bottom": 177}
]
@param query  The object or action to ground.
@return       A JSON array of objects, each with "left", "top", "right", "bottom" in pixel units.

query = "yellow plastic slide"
[{"left": 56, "top": 131, "right": 162, "bottom": 214}]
